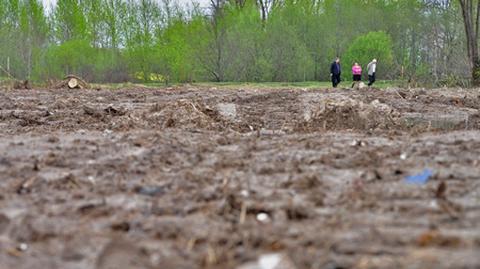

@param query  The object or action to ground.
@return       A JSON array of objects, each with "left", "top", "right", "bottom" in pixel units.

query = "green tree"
[
  {"left": 263, "top": 0, "right": 313, "bottom": 81},
  {"left": 0, "top": 0, "right": 472, "bottom": 85},
  {"left": 123, "top": 0, "right": 163, "bottom": 82},
  {"left": 41, "top": 39, "right": 96, "bottom": 80},
  {"left": 20, "top": 0, "right": 49, "bottom": 79},
  {"left": 221, "top": 0, "right": 268, "bottom": 81},
  {"left": 343, "top": 31, "right": 394, "bottom": 79},
  {"left": 52, "top": 0, "right": 88, "bottom": 42}
]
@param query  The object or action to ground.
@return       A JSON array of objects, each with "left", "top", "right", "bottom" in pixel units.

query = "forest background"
[{"left": 0, "top": 0, "right": 466, "bottom": 86}]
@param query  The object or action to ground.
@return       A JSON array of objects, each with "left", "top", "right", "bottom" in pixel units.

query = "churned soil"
[{"left": 0, "top": 86, "right": 479, "bottom": 269}]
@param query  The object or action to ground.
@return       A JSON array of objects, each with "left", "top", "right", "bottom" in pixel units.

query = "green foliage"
[
  {"left": 343, "top": 31, "right": 393, "bottom": 77},
  {"left": 0, "top": 0, "right": 469, "bottom": 84},
  {"left": 53, "top": 0, "right": 88, "bottom": 41},
  {"left": 158, "top": 18, "right": 197, "bottom": 82},
  {"left": 221, "top": 1, "right": 269, "bottom": 81},
  {"left": 438, "top": 74, "right": 470, "bottom": 88},
  {"left": 264, "top": 0, "right": 315, "bottom": 82},
  {"left": 40, "top": 39, "right": 97, "bottom": 79},
  {"left": 265, "top": 16, "right": 312, "bottom": 81}
]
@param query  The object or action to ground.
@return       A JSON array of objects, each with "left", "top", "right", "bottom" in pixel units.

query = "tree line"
[{"left": 0, "top": 0, "right": 470, "bottom": 85}]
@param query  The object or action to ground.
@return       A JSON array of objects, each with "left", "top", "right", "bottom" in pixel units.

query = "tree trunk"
[
  {"left": 459, "top": 0, "right": 480, "bottom": 86},
  {"left": 258, "top": 0, "right": 267, "bottom": 21},
  {"left": 473, "top": 58, "right": 480, "bottom": 85}
]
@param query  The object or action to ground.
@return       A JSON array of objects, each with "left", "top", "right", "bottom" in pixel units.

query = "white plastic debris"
[
  {"left": 258, "top": 254, "right": 282, "bottom": 269},
  {"left": 350, "top": 140, "right": 366, "bottom": 147},
  {"left": 87, "top": 176, "right": 96, "bottom": 185},
  {"left": 256, "top": 213, "right": 270, "bottom": 223},
  {"left": 103, "top": 129, "right": 113, "bottom": 135},
  {"left": 240, "top": 190, "right": 250, "bottom": 197},
  {"left": 237, "top": 253, "right": 297, "bottom": 269},
  {"left": 400, "top": 153, "right": 407, "bottom": 160},
  {"left": 17, "top": 243, "right": 28, "bottom": 252}
]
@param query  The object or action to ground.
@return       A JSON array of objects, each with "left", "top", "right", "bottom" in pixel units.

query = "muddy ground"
[{"left": 0, "top": 86, "right": 479, "bottom": 269}]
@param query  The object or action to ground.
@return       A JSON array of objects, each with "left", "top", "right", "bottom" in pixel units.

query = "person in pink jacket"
[{"left": 351, "top": 62, "right": 362, "bottom": 87}]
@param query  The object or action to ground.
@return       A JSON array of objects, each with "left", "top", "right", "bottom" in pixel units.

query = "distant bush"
[
  {"left": 438, "top": 75, "right": 470, "bottom": 88},
  {"left": 37, "top": 39, "right": 96, "bottom": 81},
  {"left": 343, "top": 31, "right": 394, "bottom": 79}
]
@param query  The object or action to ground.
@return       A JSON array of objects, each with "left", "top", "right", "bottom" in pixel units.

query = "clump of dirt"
[
  {"left": 13, "top": 80, "right": 32, "bottom": 90},
  {"left": 299, "top": 96, "right": 401, "bottom": 131},
  {"left": 147, "top": 99, "right": 220, "bottom": 130}
]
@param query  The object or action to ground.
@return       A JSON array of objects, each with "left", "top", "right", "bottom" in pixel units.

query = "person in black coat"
[{"left": 330, "top": 57, "right": 341, "bottom": 88}]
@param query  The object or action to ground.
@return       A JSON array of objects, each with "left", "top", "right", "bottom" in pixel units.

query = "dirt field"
[{"left": 0, "top": 86, "right": 479, "bottom": 269}]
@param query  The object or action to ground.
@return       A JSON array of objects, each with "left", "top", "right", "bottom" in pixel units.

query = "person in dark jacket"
[{"left": 330, "top": 57, "right": 341, "bottom": 88}]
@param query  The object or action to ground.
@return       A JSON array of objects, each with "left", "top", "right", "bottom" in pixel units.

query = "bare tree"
[{"left": 459, "top": 0, "right": 480, "bottom": 86}]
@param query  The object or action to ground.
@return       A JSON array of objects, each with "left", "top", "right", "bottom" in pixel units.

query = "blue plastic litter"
[{"left": 404, "top": 169, "right": 433, "bottom": 184}]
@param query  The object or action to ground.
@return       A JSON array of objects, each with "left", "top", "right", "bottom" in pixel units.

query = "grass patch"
[
  {"left": 142, "top": 80, "right": 401, "bottom": 89},
  {"left": 52, "top": 80, "right": 404, "bottom": 90},
  {"left": 187, "top": 80, "right": 401, "bottom": 89}
]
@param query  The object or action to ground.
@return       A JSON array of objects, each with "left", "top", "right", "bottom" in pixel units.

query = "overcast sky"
[{"left": 42, "top": 0, "right": 211, "bottom": 9}]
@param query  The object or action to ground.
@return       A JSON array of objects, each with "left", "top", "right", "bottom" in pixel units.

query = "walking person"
[
  {"left": 351, "top": 62, "right": 362, "bottom": 88},
  {"left": 367, "top": 59, "right": 377, "bottom": 86},
  {"left": 330, "top": 57, "right": 341, "bottom": 88}
]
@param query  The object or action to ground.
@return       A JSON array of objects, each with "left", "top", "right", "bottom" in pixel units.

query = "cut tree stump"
[
  {"left": 68, "top": 78, "right": 78, "bottom": 89},
  {"left": 65, "top": 75, "right": 89, "bottom": 89},
  {"left": 53, "top": 75, "right": 89, "bottom": 89}
]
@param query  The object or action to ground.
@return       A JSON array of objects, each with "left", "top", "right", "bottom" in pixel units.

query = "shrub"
[{"left": 343, "top": 31, "right": 394, "bottom": 79}]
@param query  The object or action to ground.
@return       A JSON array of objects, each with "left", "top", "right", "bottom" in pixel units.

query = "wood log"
[
  {"left": 51, "top": 75, "right": 89, "bottom": 89},
  {"left": 67, "top": 78, "right": 79, "bottom": 89},
  {"left": 65, "top": 74, "right": 88, "bottom": 88}
]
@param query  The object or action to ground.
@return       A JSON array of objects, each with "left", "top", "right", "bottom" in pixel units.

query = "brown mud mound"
[
  {"left": 2, "top": 87, "right": 480, "bottom": 134},
  {"left": 147, "top": 99, "right": 219, "bottom": 130},
  {"left": 300, "top": 95, "right": 401, "bottom": 131}
]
